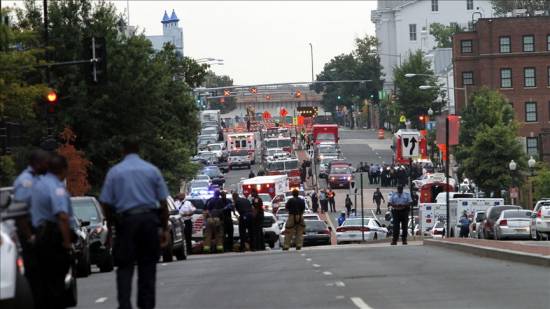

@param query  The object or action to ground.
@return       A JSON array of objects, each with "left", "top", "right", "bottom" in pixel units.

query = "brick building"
[{"left": 452, "top": 16, "right": 550, "bottom": 162}]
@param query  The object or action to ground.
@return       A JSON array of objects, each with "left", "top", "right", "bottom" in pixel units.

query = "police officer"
[
  {"left": 176, "top": 193, "right": 195, "bottom": 255},
  {"left": 203, "top": 190, "right": 224, "bottom": 253},
  {"left": 283, "top": 189, "right": 306, "bottom": 250},
  {"left": 30, "top": 154, "right": 74, "bottom": 309},
  {"left": 372, "top": 187, "right": 385, "bottom": 215},
  {"left": 388, "top": 185, "right": 413, "bottom": 245},
  {"left": 99, "top": 139, "right": 170, "bottom": 309},
  {"left": 12, "top": 149, "right": 50, "bottom": 304},
  {"left": 220, "top": 191, "right": 235, "bottom": 252},
  {"left": 233, "top": 192, "right": 253, "bottom": 252}
]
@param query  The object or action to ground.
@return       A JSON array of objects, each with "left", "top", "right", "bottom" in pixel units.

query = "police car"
[{"left": 335, "top": 216, "right": 388, "bottom": 244}]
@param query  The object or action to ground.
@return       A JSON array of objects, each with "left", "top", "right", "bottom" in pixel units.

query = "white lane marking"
[
  {"left": 312, "top": 263, "right": 320, "bottom": 267},
  {"left": 335, "top": 281, "right": 346, "bottom": 287},
  {"left": 300, "top": 253, "right": 306, "bottom": 256},
  {"left": 351, "top": 297, "right": 374, "bottom": 309},
  {"left": 336, "top": 295, "right": 345, "bottom": 300},
  {"left": 306, "top": 258, "right": 312, "bottom": 262},
  {"left": 325, "top": 283, "right": 334, "bottom": 287},
  {"left": 322, "top": 271, "right": 333, "bottom": 276},
  {"left": 95, "top": 297, "right": 108, "bottom": 303}
]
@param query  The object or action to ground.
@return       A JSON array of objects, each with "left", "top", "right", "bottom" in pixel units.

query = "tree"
[
  {"left": 533, "top": 164, "right": 550, "bottom": 201},
  {"left": 204, "top": 71, "right": 236, "bottom": 112},
  {"left": 314, "top": 35, "right": 382, "bottom": 114},
  {"left": 491, "top": 0, "right": 550, "bottom": 16},
  {"left": 57, "top": 127, "right": 91, "bottom": 196},
  {"left": 393, "top": 50, "right": 441, "bottom": 128},
  {"left": 429, "top": 23, "right": 464, "bottom": 48},
  {"left": 455, "top": 87, "right": 515, "bottom": 162}
]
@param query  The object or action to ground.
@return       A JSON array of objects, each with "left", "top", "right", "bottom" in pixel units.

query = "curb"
[{"left": 423, "top": 239, "right": 550, "bottom": 268}]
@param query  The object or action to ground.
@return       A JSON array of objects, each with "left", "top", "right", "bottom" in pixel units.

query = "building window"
[
  {"left": 500, "top": 68, "right": 512, "bottom": 88},
  {"left": 467, "top": 0, "right": 474, "bottom": 10},
  {"left": 409, "top": 24, "right": 417, "bottom": 41},
  {"left": 461, "top": 40, "right": 473, "bottom": 53},
  {"left": 524, "top": 67, "right": 536, "bottom": 87},
  {"left": 523, "top": 35, "right": 535, "bottom": 52},
  {"left": 499, "top": 36, "right": 511, "bottom": 53},
  {"left": 548, "top": 66, "right": 550, "bottom": 86},
  {"left": 525, "top": 102, "right": 537, "bottom": 122},
  {"left": 547, "top": 34, "right": 550, "bottom": 50},
  {"left": 526, "top": 137, "right": 538, "bottom": 156},
  {"left": 462, "top": 71, "right": 474, "bottom": 86},
  {"left": 431, "top": 0, "right": 439, "bottom": 11}
]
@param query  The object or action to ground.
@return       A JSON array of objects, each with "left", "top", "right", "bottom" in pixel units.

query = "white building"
[
  {"left": 371, "top": 0, "right": 493, "bottom": 100},
  {"left": 146, "top": 10, "right": 184, "bottom": 56}
]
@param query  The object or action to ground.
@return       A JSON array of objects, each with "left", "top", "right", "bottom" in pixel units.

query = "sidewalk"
[{"left": 424, "top": 238, "right": 550, "bottom": 267}]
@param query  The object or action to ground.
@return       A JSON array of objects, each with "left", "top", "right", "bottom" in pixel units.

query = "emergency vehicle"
[
  {"left": 312, "top": 124, "right": 339, "bottom": 144},
  {"left": 418, "top": 178, "right": 456, "bottom": 203},
  {"left": 392, "top": 129, "right": 428, "bottom": 165},
  {"left": 263, "top": 136, "right": 293, "bottom": 154},
  {"left": 239, "top": 175, "right": 288, "bottom": 199},
  {"left": 449, "top": 198, "right": 504, "bottom": 237},
  {"left": 226, "top": 132, "right": 256, "bottom": 164},
  {"left": 265, "top": 156, "right": 301, "bottom": 188}
]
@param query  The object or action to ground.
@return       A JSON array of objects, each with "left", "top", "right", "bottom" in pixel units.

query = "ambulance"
[
  {"left": 226, "top": 132, "right": 256, "bottom": 164},
  {"left": 449, "top": 198, "right": 504, "bottom": 237},
  {"left": 265, "top": 157, "right": 301, "bottom": 188},
  {"left": 239, "top": 175, "right": 288, "bottom": 199}
]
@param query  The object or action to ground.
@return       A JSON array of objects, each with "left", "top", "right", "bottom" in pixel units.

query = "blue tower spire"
[{"left": 161, "top": 10, "right": 170, "bottom": 24}]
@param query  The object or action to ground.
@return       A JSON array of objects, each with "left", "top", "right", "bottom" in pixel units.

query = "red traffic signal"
[
  {"left": 46, "top": 90, "right": 58, "bottom": 104},
  {"left": 419, "top": 115, "right": 425, "bottom": 122}
]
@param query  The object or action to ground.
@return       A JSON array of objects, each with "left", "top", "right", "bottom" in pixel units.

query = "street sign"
[
  {"left": 399, "top": 115, "right": 406, "bottom": 123},
  {"left": 262, "top": 111, "right": 271, "bottom": 120},
  {"left": 249, "top": 87, "right": 257, "bottom": 94},
  {"left": 401, "top": 133, "right": 420, "bottom": 158},
  {"left": 280, "top": 107, "right": 288, "bottom": 117},
  {"left": 426, "top": 121, "right": 436, "bottom": 130}
]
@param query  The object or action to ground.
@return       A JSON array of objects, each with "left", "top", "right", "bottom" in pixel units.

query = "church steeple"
[
  {"left": 161, "top": 10, "right": 170, "bottom": 24},
  {"left": 169, "top": 9, "right": 180, "bottom": 23}
]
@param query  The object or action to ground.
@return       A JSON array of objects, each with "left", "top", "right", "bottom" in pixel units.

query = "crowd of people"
[{"left": 356, "top": 162, "right": 425, "bottom": 188}]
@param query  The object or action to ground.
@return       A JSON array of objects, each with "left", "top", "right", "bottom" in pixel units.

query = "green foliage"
[
  {"left": 462, "top": 124, "right": 525, "bottom": 196},
  {"left": 204, "top": 71, "right": 236, "bottom": 112},
  {"left": 393, "top": 50, "right": 442, "bottom": 128},
  {"left": 2, "top": 0, "right": 205, "bottom": 193},
  {"left": 429, "top": 23, "right": 464, "bottom": 48},
  {"left": 533, "top": 164, "right": 550, "bottom": 201},
  {"left": 314, "top": 35, "right": 382, "bottom": 113},
  {"left": 491, "top": 0, "right": 550, "bottom": 16},
  {"left": 455, "top": 87, "right": 515, "bottom": 161},
  {"left": 0, "top": 156, "right": 17, "bottom": 186}
]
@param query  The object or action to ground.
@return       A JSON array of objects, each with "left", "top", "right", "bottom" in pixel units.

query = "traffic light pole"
[{"left": 361, "top": 172, "right": 365, "bottom": 242}]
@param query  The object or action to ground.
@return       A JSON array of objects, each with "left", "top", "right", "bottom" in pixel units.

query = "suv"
[
  {"left": 480, "top": 205, "right": 521, "bottom": 239},
  {"left": 469, "top": 211, "right": 486, "bottom": 239},
  {"left": 228, "top": 149, "right": 251, "bottom": 170},
  {"left": 71, "top": 196, "right": 114, "bottom": 272},
  {"left": 530, "top": 199, "right": 550, "bottom": 240},
  {"left": 162, "top": 197, "right": 187, "bottom": 262}
]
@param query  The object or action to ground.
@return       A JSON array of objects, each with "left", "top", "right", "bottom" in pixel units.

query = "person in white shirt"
[{"left": 175, "top": 193, "right": 195, "bottom": 254}]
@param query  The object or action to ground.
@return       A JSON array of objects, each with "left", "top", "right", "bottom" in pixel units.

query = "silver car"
[
  {"left": 530, "top": 199, "right": 550, "bottom": 240},
  {"left": 494, "top": 209, "right": 532, "bottom": 240}
]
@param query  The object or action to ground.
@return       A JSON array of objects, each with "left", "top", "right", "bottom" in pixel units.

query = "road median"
[{"left": 424, "top": 238, "right": 550, "bottom": 267}]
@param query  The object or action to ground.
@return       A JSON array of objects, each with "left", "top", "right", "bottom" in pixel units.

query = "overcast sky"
[{"left": 111, "top": 1, "right": 377, "bottom": 85}]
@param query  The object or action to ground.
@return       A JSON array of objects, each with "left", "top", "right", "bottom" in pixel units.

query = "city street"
[{"left": 75, "top": 243, "right": 550, "bottom": 309}]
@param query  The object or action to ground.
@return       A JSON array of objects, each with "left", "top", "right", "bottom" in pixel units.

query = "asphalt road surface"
[{"left": 75, "top": 243, "right": 550, "bottom": 309}]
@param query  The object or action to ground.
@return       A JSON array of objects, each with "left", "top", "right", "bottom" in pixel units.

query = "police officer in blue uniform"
[
  {"left": 30, "top": 154, "right": 74, "bottom": 308},
  {"left": 388, "top": 185, "right": 413, "bottom": 245},
  {"left": 13, "top": 149, "right": 50, "bottom": 308},
  {"left": 100, "top": 138, "right": 170, "bottom": 309}
]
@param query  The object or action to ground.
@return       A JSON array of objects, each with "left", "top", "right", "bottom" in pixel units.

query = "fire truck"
[
  {"left": 392, "top": 129, "right": 428, "bottom": 165},
  {"left": 312, "top": 124, "right": 339, "bottom": 144},
  {"left": 239, "top": 175, "right": 288, "bottom": 199},
  {"left": 265, "top": 156, "right": 301, "bottom": 188},
  {"left": 226, "top": 132, "right": 256, "bottom": 164},
  {"left": 263, "top": 136, "right": 293, "bottom": 154}
]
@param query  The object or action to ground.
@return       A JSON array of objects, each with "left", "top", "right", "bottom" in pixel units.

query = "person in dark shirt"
[
  {"left": 220, "top": 192, "right": 235, "bottom": 252},
  {"left": 283, "top": 189, "right": 306, "bottom": 251},
  {"left": 373, "top": 188, "right": 385, "bottom": 215},
  {"left": 232, "top": 192, "right": 253, "bottom": 252},
  {"left": 250, "top": 189, "right": 265, "bottom": 251}
]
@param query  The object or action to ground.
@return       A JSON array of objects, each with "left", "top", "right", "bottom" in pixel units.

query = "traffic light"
[
  {"left": 337, "top": 95, "right": 342, "bottom": 100},
  {"left": 45, "top": 89, "right": 58, "bottom": 113},
  {"left": 369, "top": 89, "right": 379, "bottom": 104},
  {"left": 419, "top": 115, "right": 425, "bottom": 122},
  {"left": 85, "top": 37, "right": 107, "bottom": 83}
]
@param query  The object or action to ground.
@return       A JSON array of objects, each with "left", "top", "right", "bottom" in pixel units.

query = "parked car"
[
  {"left": 494, "top": 209, "right": 532, "bottom": 240},
  {"left": 279, "top": 220, "right": 331, "bottom": 247},
  {"left": 530, "top": 199, "right": 550, "bottom": 240},
  {"left": 162, "top": 197, "right": 187, "bottom": 262},
  {"left": 479, "top": 205, "right": 521, "bottom": 239},
  {"left": 228, "top": 149, "right": 251, "bottom": 170},
  {"left": 188, "top": 180, "right": 212, "bottom": 194},
  {"left": 469, "top": 211, "right": 486, "bottom": 239},
  {"left": 70, "top": 217, "right": 92, "bottom": 277},
  {"left": 336, "top": 217, "right": 388, "bottom": 244},
  {"left": 318, "top": 156, "right": 337, "bottom": 179},
  {"left": 200, "top": 165, "right": 225, "bottom": 188},
  {"left": 206, "top": 143, "right": 225, "bottom": 158},
  {"left": 192, "top": 151, "right": 217, "bottom": 166},
  {"left": 71, "top": 196, "right": 114, "bottom": 272},
  {"left": 262, "top": 212, "right": 280, "bottom": 248}
]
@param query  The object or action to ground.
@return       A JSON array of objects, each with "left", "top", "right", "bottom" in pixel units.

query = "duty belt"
[{"left": 120, "top": 206, "right": 155, "bottom": 217}]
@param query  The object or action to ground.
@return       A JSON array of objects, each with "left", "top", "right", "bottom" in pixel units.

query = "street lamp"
[
  {"left": 528, "top": 156, "right": 536, "bottom": 176},
  {"left": 418, "top": 85, "right": 468, "bottom": 110},
  {"left": 509, "top": 160, "right": 517, "bottom": 204},
  {"left": 427, "top": 107, "right": 434, "bottom": 116}
]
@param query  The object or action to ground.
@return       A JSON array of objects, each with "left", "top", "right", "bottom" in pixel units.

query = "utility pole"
[{"left": 309, "top": 43, "right": 314, "bottom": 82}]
